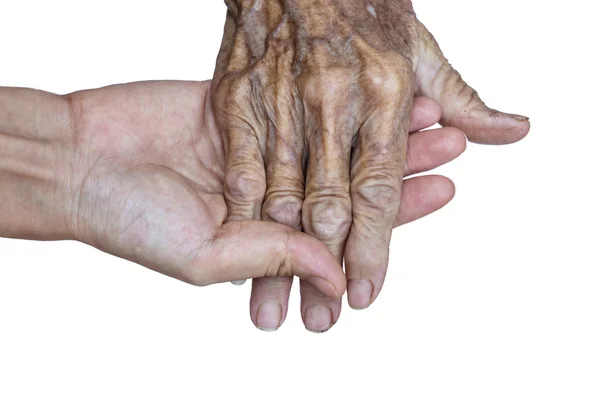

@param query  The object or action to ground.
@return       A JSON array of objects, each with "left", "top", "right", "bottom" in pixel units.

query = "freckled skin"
[{"left": 212, "top": 0, "right": 530, "bottom": 328}]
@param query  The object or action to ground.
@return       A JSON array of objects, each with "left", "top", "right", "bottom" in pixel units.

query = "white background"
[{"left": 1, "top": 0, "right": 598, "bottom": 399}]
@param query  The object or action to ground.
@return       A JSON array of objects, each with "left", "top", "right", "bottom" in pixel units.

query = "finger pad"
[{"left": 411, "top": 97, "right": 442, "bottom": 132}]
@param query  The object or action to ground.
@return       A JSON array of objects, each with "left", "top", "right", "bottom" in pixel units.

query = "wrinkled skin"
[
  {"left": 63, "top": 81, "right": 345, "bottom": 295},
  {"left": 212, "top": 0, "right": 530, "bottom": 332},
  {"left": 0, "top": 81, "right": 461, "bottom": 302}
]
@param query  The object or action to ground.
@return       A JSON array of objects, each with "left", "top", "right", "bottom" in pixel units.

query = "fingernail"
[
  {"left": 510, "top": 113, "right": 529, "bottom": 122},
  {"left": 256, "top": 300, "right": 282, "bottom": 332},
  {"left": 231, "top": 280, "right": 246, "bottom": 286},
  {"left": 348, "top": 280, "right": 373, "bottom": 310},
  {"left": 304, "top": 305, "right": 333, "bottom": 333}
]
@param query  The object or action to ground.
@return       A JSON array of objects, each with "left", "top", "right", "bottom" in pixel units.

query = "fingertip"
[
  {"left": 512, "top": 119, "right": 531, "bottom": 143},
  {"left": 421, "top": 175, "right": 456, "bottom": 207},
  {"left": 307, "top": 277, "right": 345, "bottom": 301},
  {"left": 250, "top": 276, "right": 293, "bottom": 332},
  {"left": 434, "top": 175, "right": 456, "bottom": 205},
  {"left": 303, "top": 304, "right": 334, "bottom": 333},
  {"left": 510, "top": 113, "right": 529, "bottom": 122},
  {"left": 411, "top": 97, "right": 442, "bottom": 132},
  {"left": 457, "top": 111, "right": 531, "bottom": 145},
  {"left": 413, "top": 96, "right": 443, "bottom": 120},
  {"left": 507, "top": 115, "right": 531, "bottom": 143},
  {"left": 395, "top": 175, "right": 456, "bottom": 227},
  {"left": 405, "top": 127, "right": 467, "bottom": 176},
  {"left": 253, "top": 299, "right": 283, "bottom": 332},
  {"left": 443, "top": 127, "right": 468, "bottom": 157},
  {"left": 290, "top": 231, "right": 347, "bottom": 300},
  {"left": 485, "top": 117, "right": 530, "bottom": 145},
  {"left": 347, "top": 279, "right": 375, "bottom": 310}
]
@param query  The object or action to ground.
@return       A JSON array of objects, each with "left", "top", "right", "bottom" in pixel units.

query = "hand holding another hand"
[
  {"left": 24, "top": 80, "right": 461, "bottom": 330},
  {"left": 212, "top": 0, "right": 529, "bottom": 331}
]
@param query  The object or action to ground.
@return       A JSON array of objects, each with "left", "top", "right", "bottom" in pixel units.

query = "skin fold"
[
  {"left": 0, "top": 81, "right": 461, "bottom": 311},
  {"left": 211, "top": 0, "right": 530, "bottom": 332}
]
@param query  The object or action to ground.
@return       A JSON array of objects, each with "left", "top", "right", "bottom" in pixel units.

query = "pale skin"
[
  {"left": 0, "top": 81, "right": 463, "bottom": 320},
  {"left": 212, "top": 0, "right": 530, "bottom": 331}
]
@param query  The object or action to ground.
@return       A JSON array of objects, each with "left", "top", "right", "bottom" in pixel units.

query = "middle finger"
[{"left": 300, "top": 90, "right": 356, "bottom": 332}]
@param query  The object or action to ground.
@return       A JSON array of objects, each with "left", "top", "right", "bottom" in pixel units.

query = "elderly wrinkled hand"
[
  {"left": 0, "top": 81, "right": 464, "bottom": 319},
  {"left": 212, "top": 0, "right": 529, "bottom": 331}
]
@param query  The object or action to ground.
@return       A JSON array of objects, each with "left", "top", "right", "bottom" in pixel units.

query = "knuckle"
[
  {"left": 268, "top": 246, "right": 293, "bottom": 278},
  {"left": 363, "top": 139, "right": 403, "bottom": 160},
  {"left": 263, "top": 194, "right": 303, "bottom": 228},
  {"left": 353, "top": 176, "right": 401, "bottom": 214},
  {"left": 225, "top": 167, "right": 266, "bottom": 201},
  {"left": 301, "top": 68, "right": 352, "bottom": 108},
  {"left": 303, "top": 194, "right": 352, "bottom": 240},
  {"left": 363, "top": 59, "right": 411, "bottom": 102},
  {"left": 259, "top": 226, "right": 293, "bottom": 278}
]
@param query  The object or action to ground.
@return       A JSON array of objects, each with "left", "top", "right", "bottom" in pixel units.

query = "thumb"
[
  {"left": 197, "top": 221, "right": 346, "bottom": 300},
  {"left": 414, "top": 21, "right": 530, "bottom": 144}
]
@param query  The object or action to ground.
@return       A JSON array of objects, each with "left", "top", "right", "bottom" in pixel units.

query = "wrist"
[{"left": 0, "top": 88, "right": 78, "bottom": 241}]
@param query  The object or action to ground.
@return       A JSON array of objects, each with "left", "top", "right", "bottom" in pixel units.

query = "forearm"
[{"left": 0, "top": 87, "right": 75, "bottom": 240}]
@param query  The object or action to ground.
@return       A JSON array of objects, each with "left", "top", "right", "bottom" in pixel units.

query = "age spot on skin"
[{"left": 366, "top": 3, "right": 377, "bottom": 18}]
